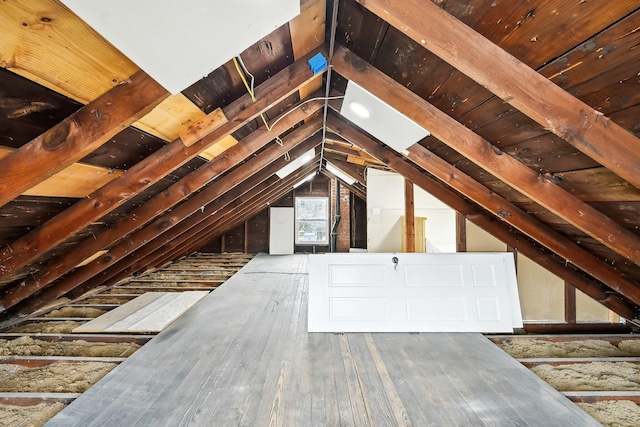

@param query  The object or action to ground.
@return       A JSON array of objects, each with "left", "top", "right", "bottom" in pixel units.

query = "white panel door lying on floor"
[{"left": 308, "top": 253, "right": 522, "bottom": 332}]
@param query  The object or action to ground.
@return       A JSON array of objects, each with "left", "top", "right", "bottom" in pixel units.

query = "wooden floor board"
[{"left": 46, "top": 254, "right": 600, "bottom": 427}]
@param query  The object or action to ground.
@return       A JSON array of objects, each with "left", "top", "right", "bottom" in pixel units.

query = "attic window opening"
[{"left": 295, "top": 196, "right": 329, "bottom": 245}]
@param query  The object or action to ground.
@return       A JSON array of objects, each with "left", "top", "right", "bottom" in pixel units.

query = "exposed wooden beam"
[
  {"left": 327, "top": 117, "right": 637, "bottom": 320},
  {"left": 329, "top": 113, "right": 640, "bottom": 308},
  {"left": 0, "top": 46, "right": 327, "bottom": 284},
  {"left": 0, "top": 146, "right": 123, "bottom": 198},
  {"left": 359, "top": 0, "right": 640, "bottom": 190},
  {"left": 2, "top": 107, "right": 324, "bottom": 308},
  {"left": 3, "top": 136, "right": 322, "bottom": 313},
  {"left": 404, "top": 179, "right": 415, "bottom": 252},
  {"left": 0, "top": 70, "right": 168, "bottom": 208},
  {"left": 196, "top": 162, "right": 321, "bottom": 251},
  {"left": 64, "top": 163, "right": 320, "bottom": 304},
  {"left": 333, "top": 46, "right": 640, "bottom": 268}
]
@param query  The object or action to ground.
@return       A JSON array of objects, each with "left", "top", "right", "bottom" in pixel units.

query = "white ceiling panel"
[
  {"left": 62, "top": 0, "right": 300, "bottom": 94},
  {"left": 341, "top": 80, "right": 430, "bottom": 153}
]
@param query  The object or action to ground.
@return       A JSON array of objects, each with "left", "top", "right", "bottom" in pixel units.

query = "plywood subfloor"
[
  {"left": 46, "top": 254, "right": 599, "bottom": 426},
  {"left": 72, "top": 291, "right": 209, "bottom": 333}
]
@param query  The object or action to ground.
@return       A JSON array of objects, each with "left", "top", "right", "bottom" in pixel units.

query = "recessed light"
[
  {"left": 276, "top": 148, "right": 316, "bottom": 179},
  {"left": 348, "top": 101, "right": 370, "bottom": 119}
]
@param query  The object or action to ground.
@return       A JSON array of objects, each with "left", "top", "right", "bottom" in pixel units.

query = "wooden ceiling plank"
[
  {"left": 2, "top": 132, "right": 323, "bottom": 313},
  {"left": 359, "top": 0, "right": 640, "bottom": 191},
  {"left": 0, "top": 0, "right": 138, "bottom": 103},
  {"left": 328, "top": 117, "right": 636, "bottom": 319},
  {"left": 1, "top": 1, "right": 205, "bottom": 144},
  {"left": 0, "top": 46, "right": 327, "bottom": 284},
  {"left": 329, "top": 113, "right": 640, "bottom": 305},
  {"left": 133, "top": 93, "right": 207, "bottom": 142},
  {"left": 290, "top": 0, "right": 326, "bottom": 99},
  {"left": 0, "top": 146, "right": 124, "bottom": 198},
  {"left": 198, "top": 135, "right": 239, "bottom": 161},
  {"left": 0, "top": 70, "right": 168, "bottom": 208},
  {"left": 333, "top": 45, "right": 640, "bottom": 268}
]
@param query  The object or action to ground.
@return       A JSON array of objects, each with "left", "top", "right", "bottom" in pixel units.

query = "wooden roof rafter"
[
  {"left": 333, "top": 45, "right": 640, "bottom": 269},
  {"left": 359, "top": 0, "right": 640, "bottom": 191},
  {"left": 0, "top": 102, "right": 325, "bottom": 311},
  {"left": 0, "top": 128, "right": 324, "bottom": 319},
  {"left": 325, "top": 114, "right": 637, "bottom": 319},
  {"left": 0, "top": 45, "right": 329, "bottom": 287}
]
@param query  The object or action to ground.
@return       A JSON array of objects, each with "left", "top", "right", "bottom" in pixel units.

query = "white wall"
[
  {"left": 465, "top": 221, "right": 617, "bottom": 323},
  {"left": 367, "top": 169, "right": 456, "bottom": 253}
]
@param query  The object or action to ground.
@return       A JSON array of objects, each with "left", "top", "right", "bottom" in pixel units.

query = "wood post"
[{"left": 404, "top": 179, "right": 415, "bottom": 252}]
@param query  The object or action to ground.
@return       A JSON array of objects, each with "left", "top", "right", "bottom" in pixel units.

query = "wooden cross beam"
[{"left": 2, "top": 102, "right": 324, "bottom": 308}]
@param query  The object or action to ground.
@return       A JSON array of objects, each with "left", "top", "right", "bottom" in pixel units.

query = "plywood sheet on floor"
[
  {"left": 48, "top": 254, "right": 599, "bottom": 426},
  {"left": 72, "top": 291, "right": 208, "bottom": 333}
]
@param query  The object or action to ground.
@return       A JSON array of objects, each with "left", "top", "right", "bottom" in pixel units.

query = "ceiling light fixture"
[
  {"left": 348, "top": 101, "right": 370, "bottom": 119},
  {"left": 325, "top": 162, "right": 356, "bottom": 185},
  {"left": 275, "top": 149, "right": 315, "bottom": 179},
  {"left": 340, "top": 80, "right": 430, "bottom": 153},
  {"left": 293, "top": 173, "right": 316, "bottom": 189}
]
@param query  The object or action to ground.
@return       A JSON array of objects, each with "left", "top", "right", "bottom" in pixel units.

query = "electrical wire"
[
  {"left": 236, "top": 55, "right": 255, "bottom": 99},
  {"left": 269, "top": 95, "right": 344, "bottom": 131},
  {"left": 232, "top": 57, "right": 255, "bottom": 102},
  {"left": 320, "top": 0, "right": 340, "bottom": 173},
  {"left": 233, "top": 55, "right": 272, "bottom": 131}
]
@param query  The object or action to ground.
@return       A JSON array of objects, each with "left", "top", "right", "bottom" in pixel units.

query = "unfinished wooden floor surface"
[{"left": 47, "top": 254, "right": 599, "bottom": 426}]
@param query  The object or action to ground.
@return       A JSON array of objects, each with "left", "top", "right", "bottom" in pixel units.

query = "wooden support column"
[
  {"left": 359, "top": 0, "right": 640, "bottom": 190},
  {"left": 0, "top": 46, "right": 327, "bottom": 283},
  {"left": 326, "top": 117, "right": 637, "bottom": 319},
  {"left": 404, "top": 179, "right": 415, "bottom": 252},
  {"left": 332, "top": 47, "right": 640, "bottom": 289},
  {"left": 565, "top": 283, "right": 578, "bottom": 325},
  {"left": 456, "top": 213, "right": 467, "bottom": 253},
  {"left": 0, "top": 70, "right": 169, "bottom": 208}
]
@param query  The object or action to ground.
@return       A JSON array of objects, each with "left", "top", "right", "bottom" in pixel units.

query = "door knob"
[{"left": 392, "top": 256, "right": 399, "bottom": 271}]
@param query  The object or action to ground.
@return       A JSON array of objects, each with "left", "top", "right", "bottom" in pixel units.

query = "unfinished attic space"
[{"left": 2, "top": 0, "right": 640, "bottom": 425}]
